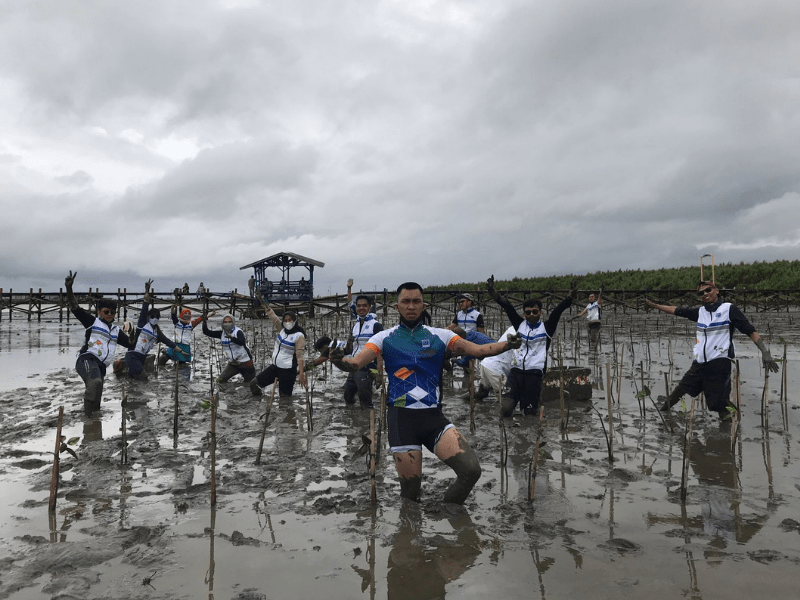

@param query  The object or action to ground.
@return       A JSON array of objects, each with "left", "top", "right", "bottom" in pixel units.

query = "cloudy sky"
[{"left": 2, "top": 0, "right": 799, "bottom": 297}]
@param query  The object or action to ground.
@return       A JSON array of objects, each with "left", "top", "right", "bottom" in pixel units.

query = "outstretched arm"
[
  {"left": 452, "top": 333, "right": 520, "bottom": 359},
  {"left": 256, "top": 293, "right": 282, "bottom": 330},
  {"left": 330, "top": 345, "right": 379, "bottom": 373},
  {"left": 751, "top": 332, "right": 780, "bottom": 373},
  {"left": 646, "top": 299, "right": 677, "bottom": 315}
]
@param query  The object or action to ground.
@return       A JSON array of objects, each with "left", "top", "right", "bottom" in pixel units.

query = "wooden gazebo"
[{"left": 239, "top": 252, "right": 324, "bottom": 310}]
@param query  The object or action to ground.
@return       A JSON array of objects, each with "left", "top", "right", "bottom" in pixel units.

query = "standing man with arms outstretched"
[
  {"left": 646, "top": 280, "right": 779, "bottom": 420},
  {"left": 65, "top": 271, "right": 133, "bottom": 415},
  {"left": 487, "top": 275, "right": 576, "bottom": 417},
  {"left": 330, "top": 282, "right": 520, "bottom": 505},
  {"left": 574, "top": 287, "right": 603, "bottom": 350}
]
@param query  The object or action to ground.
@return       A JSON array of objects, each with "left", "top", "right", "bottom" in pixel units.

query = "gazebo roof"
[{"left": 239, "top": 252, "right": 325, "bottom": 270}]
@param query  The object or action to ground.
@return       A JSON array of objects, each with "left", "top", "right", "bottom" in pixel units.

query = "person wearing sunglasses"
[
  {"left": 646, "top": 280, "right": 779, "bottom": 420},
  {"left": 487, "top": 275, "right": 577, "bottom": 417},
  {"left": 65, "top": 270, "right": 135, "bottom": 415}
]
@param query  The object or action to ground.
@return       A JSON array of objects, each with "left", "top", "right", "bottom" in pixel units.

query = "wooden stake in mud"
[
  {"left": 616, "top": 342, "right": 625, "bottom": 401},
  {"left": 211, "top": 391, "right": 217, "bottom": 506},
  {"left": 731, "top": 360, "right": 741, "bottom": 452},
  {"left": 605, "top": 363, "right": 614, "bottom": 462},
  {"left": 528, "top": 405, "right": 545, "bottom": 503},
  {"left": 369, "top": 408, "right": 378, "bottom": 505},
  {"left": 760, "top": 367, "right": 770, "bottom": 428},
  {"left": 49, "top": 406, "right": 64, "bottom": 512},
  {"left": 255, "top": 384, "right": 277, "bottom": 465},
  {"left": 121, "top": 389, "right": 128, "bottom": 465},
  {"left": 469, "top": 359, "right": 476, "bottom": 433},
  {"left": 663, "top": 372, "right": 670, "bottom": 398},
  {"left": 305, "top": 383, "right": 313, "bottom": 432},
  {"left": 172, "top": 360, "right": 180, "bottom": 444},
  {"left": 680, "top": 398, "right": 696, "bottom": 505},
  {"left": 780, "top": 343, "right": 789, "bottom": 430},
  {"left": 498, "top": 377, "right": 508, "bottom": 467},
  {"left": 557, "top": 341, "right": 566, "bottom": 431}
]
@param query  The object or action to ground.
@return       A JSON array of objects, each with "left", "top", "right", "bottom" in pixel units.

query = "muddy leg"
[
  {"left": 658, "top": 385, "right": 687, "bottom": 411},
  {"left": 393, "top": 450, "right": 422, "bottom": 501},
  {"left": 436, "top": 428, "right": 481, "bottom": 505},
  {"left": 84, "top": 377, "right": 104, "bottom": 415}
]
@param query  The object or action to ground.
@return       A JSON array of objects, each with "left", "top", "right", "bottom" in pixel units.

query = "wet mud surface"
[{"left": 1, "top": 308, "right": 799, "bottom": 599}]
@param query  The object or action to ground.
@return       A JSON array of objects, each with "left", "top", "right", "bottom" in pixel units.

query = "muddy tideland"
[{"left": 1, "top": 307, "right": 799, "bottom": 600}]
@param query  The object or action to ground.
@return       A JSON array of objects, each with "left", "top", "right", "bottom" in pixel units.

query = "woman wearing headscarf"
[
  {"left": 202, "top": 313, "right": 256, "bottom": 382},
  {"left": 250, "top": 295, "right": 307, "bottom": 397},
  {"left": 158, "top": 305, "right": 212, "bottom": 366}
]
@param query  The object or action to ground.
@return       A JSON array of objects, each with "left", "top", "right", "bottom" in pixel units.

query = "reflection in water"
[
  {"left": 206, "top": 505, "right": 216, "bottom": 600},
  {"left": 82, "top": 417, "right": 104, "bottom": 442},
  {"left": 386, "top": 504, "right": 481, "bottom": 600}
]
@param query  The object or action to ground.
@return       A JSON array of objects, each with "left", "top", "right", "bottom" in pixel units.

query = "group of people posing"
[{"left": 66, "top": 271, "right": 780, "bottom": 505}]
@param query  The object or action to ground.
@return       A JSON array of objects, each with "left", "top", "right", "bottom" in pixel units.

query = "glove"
[
  {"left": 755, "top": 339, "right": 780, "bottom": 373},
  {"left": 65, "top": 270, "right": 77, "bottom": 290},
  {"left": 329, "top": 345, "right": 346, "bottom": 362},
  {"left": 505, "top": 332, "right": 522, "bottom": 350},
  {"left": 486, "top": 274, "right": 499, "bottom": 300}
]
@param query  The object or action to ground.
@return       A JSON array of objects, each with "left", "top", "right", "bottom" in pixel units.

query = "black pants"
[
  {"left": 344, "top": 367, "right": 375, "bottom": 408},
  {"left": 219, "top": 361, "right": 256, "bottom": 382},
  {"left": 677, "top": 358, "right": 732, "bottom": 412},
  {"left": 256, "top": 364, "right": 297, "bottom": 396},
  {"left": 507, "top": 368, "right": 543, "bottom": 415},
  {"left": 76, "top": 354, "right": 107, "bottom": 414}
]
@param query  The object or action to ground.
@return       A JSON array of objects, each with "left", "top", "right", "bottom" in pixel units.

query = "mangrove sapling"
[
  {"left": 369, "top": 407, "right": 377, "bottom": 505},
  {"left": 679, "top": 398, "right": 696, "bottom": 505},
  {"left": 255, "top": 383, "right": 277, "bottom": 465},
  {"left": 616, "top": 342, "right": 625, "bottom": 401},
  {"left": 557, "top": 340, "right": 566, "bottom": 431},
  {"left": 469, "top": 359, "right": 476, "bottom": 433},
  {"left": 211, "top": 391, "right": 217, "bottom": 506},
  {"left": 528, "top": 406, "right": 545, "bottom": 503},
  {"left": 172, "top": 360, "right": 180, "bottom": 444},
  {"left": 49, "top": 406, "right": 64, "bottom": 512},
  {"left": 121, "top": 389, "right": 128, "bottom": 465},
  {"left": 780, "top": 340, "right": 788, "bottom": 430},
  {"left": 605, "top": 363, "right": 615, "bottom": 461},
  {"left": 588, "top": 402, "right": 613, "bottom": 463},
  {"left": 498, "top": 377, "right": 508, "bottom": 468}
]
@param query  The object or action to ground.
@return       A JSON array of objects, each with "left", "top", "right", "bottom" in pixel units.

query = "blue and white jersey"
[
  {"left": 222, "top": 326, "right": 252, "bottom": 364},
  {"left": 131, "top": 323, "right": 159, "bottom": 355},
  {"left": 694, "top": 303, "right": 734, "bottom": 363},
  {"left": 585, "top": 301, "right": 601, "bottom": 322},
  {"left": 365, "top": 324, "right": 457, "bottom": 409},
  {"left": 454, "top": 308, "right": 482, "bottom": 331},
  {"left": 81, "top": 318, "right": 121, "bottom": 366},
  {"left": 273, "top": 330, "right": 304, "bottom": 369},
  {"left": 350, "top": 314, "right": 382, "bottom": 357},
  {"left": 511, "top": 319, "right": 548, "bottom": 371},
  {"left": 173, "top": 320, "right": 194, "bottom": 346}
]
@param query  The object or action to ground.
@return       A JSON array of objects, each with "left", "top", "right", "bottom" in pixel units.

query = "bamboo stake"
[
  {"left": 605, "top": 363, "right": 614, "bottom": 462},
  {"left": 121, "top": 389, "right": 128, "bottom": 465},
  {"left": 369, "top": 408, "right": 377, "bottom": 505},
  {"left": 211, "top": 391, "right": 217, "bottom": 506},
  {"left": 255, "top": 384, "right": 277, "bottom": 464},
  {"left": 498, "top": 377, "right": 508, "bottom": 467},
  {"left": 469, "top": 359, "right": 476, "bottom": 433},
  {"left": 781, "top": 343, "right": 789, "bottom": 430},
  {"left": 557, "top": 341, "right": 565, "bottom": 431},
  {"left": 616, "top": 342, "right": 624, "bottom": 402},
  {"left": 528, "top": 405, "right": 545, "bottom": 502},
  {"left": 172, "top": 360, "right": 180, "bottom": 445},
  {"left": 680, "top": 398, "right": 696, "bottom": 505},
  {"left": 49, "top": 406, "right": 64, "bottom": 512}
]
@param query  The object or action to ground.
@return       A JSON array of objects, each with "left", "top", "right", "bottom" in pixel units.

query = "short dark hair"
[
  {"left": 97, "top": 298, "right": 117, "bottom": 313},
  {"left": 314, "top": 336, "right": 332, "bottom": 351},
  {"left": 355, "top": 294, "right": 373, "bottom": 306},
  {"left": 523, "top": 298, "right": 543, "bottom": 310},
  {"left": 396, "top": 281, "right": 424, "bottom": 296}
]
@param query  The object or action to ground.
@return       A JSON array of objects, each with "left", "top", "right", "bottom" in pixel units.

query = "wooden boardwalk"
[{"left": 2, "top": 286, "right": 798, "bottom": 323}]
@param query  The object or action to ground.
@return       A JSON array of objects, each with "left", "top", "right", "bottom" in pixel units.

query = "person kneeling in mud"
[
  {"left": 330, "top": 282, "right": 521, "bottom": 505},
  {"left": 202, "top": 313, "right": 256, "bottom": 382},
  {"left": 305, "top": 335, "right": 353, "bottom": 371},
  {"left": 66, "top": 271, "right": 134, "bottom": 415},
  {"left": 158, "top": 305, "right": 210, "bottom": 367},
  {"left": 250, "top": 295, "right": 307, "bottom": 397},
  {"left": 119, "top": 280, "right": 186, "bottom": 379}
]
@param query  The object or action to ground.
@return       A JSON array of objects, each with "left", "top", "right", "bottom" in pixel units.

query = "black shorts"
[
  {"left": 387, "top": 405, "right": 454, "bottom": 454},
  {"left": 677, "top": 358, "right": 732, "bottom": 411}
]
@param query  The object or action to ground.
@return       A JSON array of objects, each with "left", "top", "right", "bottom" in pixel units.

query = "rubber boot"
[
  {"left": 157, "top": 350, "right": 170, "bottom": 367},
  {"left": 442, "top": 443, "right": 482, "bottom": 505},
  {"left": 249, "top": 379, "right": 263, "bottom": 396},
  {"left": 501, "top": 397, "right": 516, "bottom": 417},
  {"left": 83, "top": 377, "right": 103, "bottom": 415},
  {"left": 658, "top": 385, "right": 686, "bottom": 411},
  {"left": 475, "top": 383, "right": 490, "bottom": 401},
  {"left": 399, "top": 475, "right": 422, "bottom": 502}
]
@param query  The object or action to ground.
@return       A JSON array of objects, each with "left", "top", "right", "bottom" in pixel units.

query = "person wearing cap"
[
  {"left": 120, "top": 280, "right": 185, "bottom": 379},
  {"left": 487, "top": 274, "right": 577, "bottom": 417},
  {"left": 447, "top": 293, "right": 485, "bottom": 334},
  {"left": 65, "top": 270, "right": 134, "bottom": 414},
  {"left": 202, "top": 313, "right": 256, "bottom": 382},
  {"left": 250, "top": 295, "right": 307, "bottom": 397},
  {"left": 646, "top": 280, "right": 780, "bottom": 420},
  {"left": 158, "top": 304, "right": 210, "bottom": 366}
]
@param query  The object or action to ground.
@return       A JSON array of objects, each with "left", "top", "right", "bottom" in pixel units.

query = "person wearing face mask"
[
  {"left": 158, "top": 305, "right": 211, "bottom": 367},
  {"left": 202, "top": 313, "right": 256, "bottom": 382},
  {"left": 121, "top": 280, "right": 185, "bottom": 379},
  {"left": 65, "top": 271, "right": 134, "bottom": 415},
  {"left": 487, "top": 274, "right": 577, "bottom": 417},
  {"left": 646, "top": 281, "right": 779, "bottom": 420},
  {"left": 250, "top": 295, "right": 307, "bottom": 397}
]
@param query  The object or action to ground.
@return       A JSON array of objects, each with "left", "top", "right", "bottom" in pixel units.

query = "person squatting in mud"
[
  {"left": 158, "top": 304, "right": 210, "bottom": 367},
  {"left": 202, "top": 313, "right": 256, "bottom": 382},
  {"left": 121, "top": 280, "right": 186, "bottom": 379},
  {"left": 306, "top": 335, "right": 353, "bottom": 370},
  {"left": 329, "top": 282, "right": 521, "bottom": 505},
  {"left": 487, "top": 274, "right": 577, "bottom": 417},
  {"left": 646, "top": 280, "right": 780, "bottom": 420},
  {"left": 65, "top": 271, "right": 133, "bottom": 415},
  {"left": 249, "top": 294, "right": 307, "bottom": 397}
]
